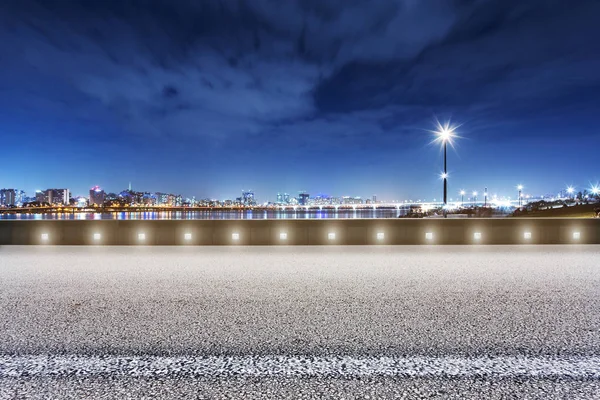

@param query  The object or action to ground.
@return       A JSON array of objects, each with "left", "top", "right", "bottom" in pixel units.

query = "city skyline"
[{"left": 1, "top": 1, "right": 599, "bottom": 200}]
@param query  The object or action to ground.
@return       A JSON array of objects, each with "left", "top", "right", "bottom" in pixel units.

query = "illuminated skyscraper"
[{"left": 89, "top": 186, "right": 105, "bottom": 206}]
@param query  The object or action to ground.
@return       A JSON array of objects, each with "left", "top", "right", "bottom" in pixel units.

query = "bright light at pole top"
[
  {"left": 517, "top": 184, "right": 523, "bottom": 190},
  {"left": 430, "top": 119, "right": 462, "bottom": 148},
  {"left": 567, "top": 186, "right": 575, "bottom": 194}
]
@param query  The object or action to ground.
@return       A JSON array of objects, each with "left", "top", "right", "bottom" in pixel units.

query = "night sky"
[{"left": 1, "top": 0, "right": 599, "bottom": 202}]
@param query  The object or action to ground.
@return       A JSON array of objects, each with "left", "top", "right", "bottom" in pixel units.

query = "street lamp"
[
  {"left": 472, "top": 191, "right": 478, "bottom": 206},
  {"left": 517, "top": 185, "right": 523, "bottom": 207},
  {"left": 432, "top": 120, "right": 460, "bottom": 218},
  {"left": 460, "top": 190, "right": 465, "bottom": 207},
  {"left": 591, "top": 185, "right": 599, "bottom": 198}
]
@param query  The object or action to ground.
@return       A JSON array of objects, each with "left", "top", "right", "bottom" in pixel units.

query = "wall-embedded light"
[
  {"left": 474, "top": 232, "right": 482, "bottom": 240},
  {"left": 573, "top": 232, "right": 581, "bottom": 240},
  {"left": 523, "top": 232, "right": 532, "bottom": 240},
  {"left": 232, "top": 233, "right": 240, "bottom": 240},
  {"left": 328, "top": 232, "right": 336, "bottom": 240},
  {"left": 93, "top": 233, "right": 101, "bottom": 240},
  {"left": 279, "top": 232, "right": 287, "bottom": 240},
  {"left": 425, "top": 232, "right": 433, "bottom": 240},
  {"left": 184, "top": 233, "right": 192, "bottom": 240},
  {"left": 41, "top": 233, "right": 49, "bottom": 241},
  {"left": 138, "top": 233, "right": 146, "bottom": 241},
  {"left": 376, "top": 232, "right": 385, "bottom": 240}
]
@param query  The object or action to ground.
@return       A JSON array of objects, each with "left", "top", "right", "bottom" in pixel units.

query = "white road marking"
[{"left": 1, "top": 355, "right": 599, "bottom": 379}]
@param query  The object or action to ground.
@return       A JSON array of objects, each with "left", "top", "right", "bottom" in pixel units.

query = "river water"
[{"left": 0, "top": 209, "right": 406, "bottom": 220}]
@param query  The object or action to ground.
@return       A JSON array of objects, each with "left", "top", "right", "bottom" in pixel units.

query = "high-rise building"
[
  {"left": 36, "top": 189, "right": 70, "bottom": 205},
  {"left": 89, "top": 186, "right": 105, "bottom": 206},
  {"left": 51, "top": 189, "right": 70, "bottom": 205},
  {"left": 0, "top": 189, "right": 16, "bottom": 206},
  {"left": 276, "top": 193, "right": 283, "bottom": 204},
  {"left": 283, "top": 193, "right": 290, "bottom": 204},
  {"left": 242, "top": 190, "right": 255, "bottom": 206},
  {"left": 372, "top": 195, "right": 377, "bottom": 203},
  {"left": 35, "top": 190, "right": 47, "bottom": 203},
  {"left": 298, "top": 192, "right": 310, "bottom": 205}
]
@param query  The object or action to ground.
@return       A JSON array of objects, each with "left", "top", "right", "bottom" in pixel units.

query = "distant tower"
[
  {"left": 484, "top": 187, "right": 488, "bottom": 207},
  {"left": 128, "top": 182, "right": 132, "bottom": 191},
  {"left": 372, "top": 194, "right": 377, "bottom": 203}
]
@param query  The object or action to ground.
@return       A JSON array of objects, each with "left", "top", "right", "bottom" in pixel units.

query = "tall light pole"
[
  {"left": 460, "top": 190, "right": 465, "bottom": 207},
  {"left": 432, "top": 121, "right": 460, "bottom": 218},
  {"left": 472, "top": 191, "right": 478, "bottom": 206},
  {"left": 517, "top": 185, "right": 523, "bottom": 207}
]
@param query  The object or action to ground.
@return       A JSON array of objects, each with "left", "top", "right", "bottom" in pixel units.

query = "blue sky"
[{"left": 1, "top": 0, "right": 599, "bottom": 201}]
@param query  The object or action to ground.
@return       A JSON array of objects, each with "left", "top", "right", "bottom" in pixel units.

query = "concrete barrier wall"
[{"left": 0, "top": 219, "right": 599, "bottom": 245}]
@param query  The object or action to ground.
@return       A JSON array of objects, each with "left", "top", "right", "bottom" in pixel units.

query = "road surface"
[{"left": 1, "top": 245, "right": 599, "bottom": 398}]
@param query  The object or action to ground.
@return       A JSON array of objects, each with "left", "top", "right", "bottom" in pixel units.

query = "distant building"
[
  {"left": 0, "top": 189, "right": 16, "bottom": 206},
  {"left": 372, "top": 195, "right": 377, "bottom": 203},
  {"left": 242, "top": 190, "right": 256, "bottom": 206},
  {"left": 276, "top": 193, "right": 283, "bottom": 204},
  {"left": 35, "top": 190, "right": 47, "bottom": 203},
  {"left": 36, "top": 189, "right": 70, "bottom": 205},
  {"left": 342, "top": 196, "right": 363, "bottom": 205},
  {"left": 89, "top": 186, "right": 105, "bottom": 206},
  {"left": 298, "top": 192, "right": 310, "bottom": 205}
]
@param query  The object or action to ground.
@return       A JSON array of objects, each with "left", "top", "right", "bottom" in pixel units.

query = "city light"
[
  {"left": 567, "top": 186, "right": 575, "bottom": 195},
  {"left": 590, "top": 185, "right": 599, "bottom": 195},
  {"left": 440, "top": 172, "right": 448, "bottom": 180}
]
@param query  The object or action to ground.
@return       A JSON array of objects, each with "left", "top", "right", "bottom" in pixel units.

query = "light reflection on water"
[{"left": 1, "top": 210, "right": 404, "bottom": 220}]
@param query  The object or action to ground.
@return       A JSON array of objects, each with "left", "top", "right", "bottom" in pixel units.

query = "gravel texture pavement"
[{"left": 0, "top": 245, "right": 599, "bottom": 398}]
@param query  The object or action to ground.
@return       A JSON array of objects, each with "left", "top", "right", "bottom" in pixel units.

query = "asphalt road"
[{"left": 1, "top": 245, "right": 599, "bottom": 399}]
